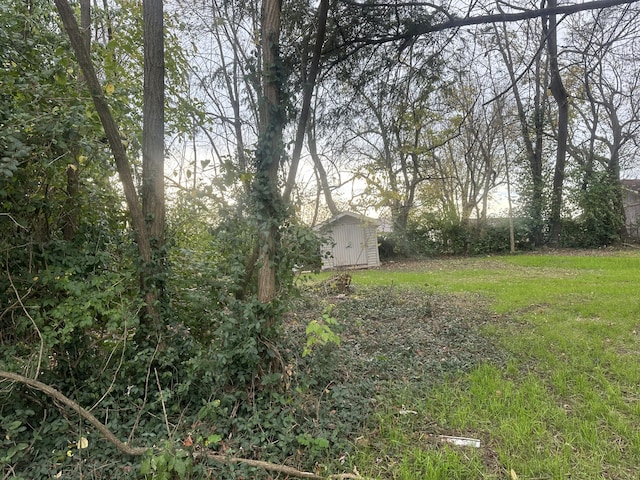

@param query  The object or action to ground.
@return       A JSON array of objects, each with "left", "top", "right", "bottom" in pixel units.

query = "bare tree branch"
[
  {"left": 342, "top": 0, "right": 640, "bottom": 46},
  {"left": 407, "top": 0, "right": 640, "bottom": 35},
  {"left": 0, "top": 370, "right": 148, "bottom": 456}
]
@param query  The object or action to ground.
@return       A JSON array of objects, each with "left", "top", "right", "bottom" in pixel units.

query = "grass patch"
[{"left": 301, "top": 251, "right": 640, "bottom": 478}]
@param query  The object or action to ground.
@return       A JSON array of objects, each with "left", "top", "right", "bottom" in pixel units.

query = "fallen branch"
[
  {"left": 0, "top": 370, "right": 367, "bottom": 479},
  {"left": 199, "top": 452, "right": 364, "bottom": 479},
  {"left": 0, "top": 370, "right": 147, "bottom": 456}
]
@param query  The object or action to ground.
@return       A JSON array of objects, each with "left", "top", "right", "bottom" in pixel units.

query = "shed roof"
[{"left": 315, "top": 211, "right": 380, "bottom": 230}]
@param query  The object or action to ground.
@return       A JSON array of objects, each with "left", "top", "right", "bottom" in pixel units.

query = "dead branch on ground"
[{"left": 0, "top": 370, "right": 366, "bottom": 479}]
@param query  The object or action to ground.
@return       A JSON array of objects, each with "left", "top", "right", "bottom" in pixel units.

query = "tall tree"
[
  {"left": 54, "top": 0, "right": 166, "bottom": 324},
  {"left": 62, "top": 0, "right": 91, "bottom": 241},
  {"left": 141, "top": 0, "right": 165, "bottom": 327},
  {"left": 178, "top": 0, "right": 260, "bottom": 198},
  {"left": 427, "top": 41, "right": 509, "bottom": 228},
  {"left": 492, "top": 17, "right": 549, "bottom": 245},
  {"left": 565, "top": 4, "right": 640, "bottom": 242},
  {"left": 143, "top": 0, "right": 164, "bottom": 247},
  {"left": 282, "top": 0, "right": 330, "bottom": 205},
  {"left": 307, "top": 114, "right": 340, "bottom": 217},
  {"left": 544, "top": 0, "right": 570, "bottom": 245},
  {"left": 54, "top": 0, "right": 152, "bottom": 260},
  {"left": 329, "top": 31, "right": 448, "bottom": 241},
  {"left": 254, "top": 0, "right": 284, "bottom": 304}
]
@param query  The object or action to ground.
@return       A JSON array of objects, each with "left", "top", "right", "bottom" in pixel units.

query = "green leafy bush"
[
  {"left": 303, "top": 305, "right": 341, "bottom": 357},
  {"left": 406, "top": 215, "right": 533, "bottom": 255},
  {"left": 562, "top": 172, "right": 625, "bottom": 248}
]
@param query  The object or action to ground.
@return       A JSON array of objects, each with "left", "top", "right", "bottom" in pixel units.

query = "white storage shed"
[{"left": 316, "top": 212, "right": 380, "bottom": 270}]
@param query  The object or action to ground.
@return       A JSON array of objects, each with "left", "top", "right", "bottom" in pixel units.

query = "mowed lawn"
[{"left": 343, "top": 251, "right": 640, "bottom": 479}]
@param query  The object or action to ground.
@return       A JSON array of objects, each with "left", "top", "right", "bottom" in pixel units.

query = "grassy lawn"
[{"left": 319, "top": 251, "right": 640, "bottom": 479}]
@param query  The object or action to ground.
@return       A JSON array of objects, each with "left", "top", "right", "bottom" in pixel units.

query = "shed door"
[{"left": 332, "top": 224, "right": 366, "bottom": 267}]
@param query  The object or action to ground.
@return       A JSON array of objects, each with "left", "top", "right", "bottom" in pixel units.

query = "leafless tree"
[
  {"left": 491, "top": 13, "right": 550, "bottom": 245},
  {"left": 566, "top": 4, "right": 640, "bottom": 236}
]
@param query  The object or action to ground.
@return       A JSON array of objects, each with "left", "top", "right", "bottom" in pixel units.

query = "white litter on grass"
[
  {"left": 438, "top": 435, "right": 481, "bottom": 448},
  {"left": 398, "top": 405, "right": 418, "bottom": 415},
  {"left": 398, "top": 409, "right": 418, "bottom": 415}
]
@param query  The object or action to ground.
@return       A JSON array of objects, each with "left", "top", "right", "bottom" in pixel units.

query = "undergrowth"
[
  {"left": 5, "top": 252, "right": 639, "bottom": 478},
  {"left": 1, "top": 279, "right": 500, "bottom": 479}
]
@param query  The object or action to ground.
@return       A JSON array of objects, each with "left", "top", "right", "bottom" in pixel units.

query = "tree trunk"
[
  {"left": 142, "top": 0, "right": 165, "bottom": 246},
  {"left": 607, "top": 108, "right": 627, "bottom": 238},
  {"left": 141, "top": 0, "right": 165, "bottom": 326},
  {"left": 255, "top": 0, "right": 284, "bottom": 305},
  {"left": 54, "top": 0, "right": 156, "bottom": 317},
  {"left": 545, "top": 0, "right": 569, "bottom": 246},
  {"left": 282, "top": 0, "right": 329, "bottom": 205},
  {"left": 62, "top": 0, "right": 90, "bottom": 241},
  {"left": 62, "top": 161, "right": 79, "bottom": 241},
  {"left": 308, "top": 120, "right": 339, "bottom": 216},
  {"left": 392, "top": 203, "right": 411, "bottom": 239},
  {"left": 80, "top": 0, "right": 90, "bottom": 50}
]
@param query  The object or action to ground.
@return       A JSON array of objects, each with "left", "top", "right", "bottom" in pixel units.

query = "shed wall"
[
  {"left": 319, "top": 214, "right": 380, "bottom": 270},
  {"left": 623, "top": 189, "right": 640, "bottom": 238}
]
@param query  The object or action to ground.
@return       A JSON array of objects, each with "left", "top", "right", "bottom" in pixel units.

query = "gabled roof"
[{"left": 314, "top": 211, "right": 380, "bottom": 230}]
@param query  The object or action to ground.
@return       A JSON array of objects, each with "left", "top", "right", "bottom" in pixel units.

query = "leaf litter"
[
  {"left": 282, "top": 280, "right": 507, "bottom": 471},
  {"left": 286, "top": 282, "right": 505, "bottom": 390}
]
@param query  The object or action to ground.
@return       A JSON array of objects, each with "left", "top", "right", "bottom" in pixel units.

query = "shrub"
[{"left": 406, "top": 216, "right": 533, "bottom": 256}]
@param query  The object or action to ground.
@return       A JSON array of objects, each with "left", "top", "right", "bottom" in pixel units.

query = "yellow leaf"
[
  {"left": 77, "top": 436, "right": 89, "bottom": 449},
  {"left": 66, "top": 449, "right": 73, "bottom": 457},
  {"left": 510, "top": 469, "right": 518, "bottom": 480},
  {"left": 105, "top": 83, "right": 115, "bottom": 95}
]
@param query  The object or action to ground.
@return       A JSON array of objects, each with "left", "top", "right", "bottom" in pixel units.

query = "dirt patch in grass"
[
  {"left": 347, "top": 290, "right": 500, "bottom": 381},
  {"left": 287, "top": 282, "right": 504, "bottom": 385},
  {"left": 283, "top": 280, "right": 506, "bottom": 437}
]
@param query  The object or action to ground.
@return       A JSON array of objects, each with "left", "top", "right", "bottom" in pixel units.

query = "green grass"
[{"left": 344, "top": 252, "right": 640, "bottom": 479}]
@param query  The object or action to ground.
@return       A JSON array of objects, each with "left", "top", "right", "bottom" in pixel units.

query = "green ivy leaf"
[
  {"left": 173, "top": 458, "right": 187, "bottom": 477},
  {"left": 139, "top": 458, "right": 151, "bottom": 475}
]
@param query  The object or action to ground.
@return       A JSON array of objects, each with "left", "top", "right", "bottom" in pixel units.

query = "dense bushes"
[
  {"left": 561, "top": 172, "right": 626, "bottom": 248},
  {"left": 389, "top": 216, "right": 534, "bottom": 256},
  {"left": 1, "top": 204, "right": 329, "bottom": 478},
  {"left": 382, "top": 203, "right": 627, "bottom": 259}
]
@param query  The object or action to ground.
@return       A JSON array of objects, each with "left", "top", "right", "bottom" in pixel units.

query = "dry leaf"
[
  {"left": 77, "top": 436, "right": 89, "bottom": 449},
  {"left": 510, "top": 468, "right": 518, "bottom": 480}
]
